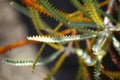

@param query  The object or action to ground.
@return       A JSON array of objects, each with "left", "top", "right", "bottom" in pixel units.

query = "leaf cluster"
[{"left": 0, "top": 0, "right": 120, "bottom": 80}]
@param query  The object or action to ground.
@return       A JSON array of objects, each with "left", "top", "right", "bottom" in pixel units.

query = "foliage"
[{"left": 0, "top": 0, "right": 120, "bottom": 80}]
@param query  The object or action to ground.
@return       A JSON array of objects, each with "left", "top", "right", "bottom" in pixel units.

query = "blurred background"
[{"left": 0, "top": 0, "right": 48, "bottom": 80}]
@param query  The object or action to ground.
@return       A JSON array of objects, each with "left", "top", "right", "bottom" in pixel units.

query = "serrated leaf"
[
  {"left": 82, "top": 0, "right": 104, "bottom": 27},
  {"left": 94, "top": 60, "right": 102, "bottom": 80},
  {"left": 27, "top": 33, "right": 98, "bottom": 43},
  {"left": 3, "top": 50, "right": 63, "bottom": 66},
  {"left": 92, "top": 31, "right": 107, "bottom": 58}
]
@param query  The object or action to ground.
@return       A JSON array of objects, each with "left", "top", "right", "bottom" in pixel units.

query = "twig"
[
  {"left": 104, "top": 0, "right": 115, "bottom": 28},
  {"left": 0, "top": 40, "right": 38, "bottom": 54}
]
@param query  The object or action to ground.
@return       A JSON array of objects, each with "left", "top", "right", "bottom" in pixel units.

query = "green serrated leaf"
[
  {"left": 3, "top": 49, "right": 63, "bottom": 66},
  {"left": 92, "top": 31, "right": 107, "bottom": 58},
  {"left": 94, "top": 60, "right": 102, "bottom": 80},
  {"left": 27, "top": 33, "right": 98, "bottom": 43},
  {"left": 71, "top": 0, "right": 90, "bottom": 18},
  {"left": 39, "top": 0, "right": 68, "bottom": 24},
  {"left": 82, "top": 0, "right": 104, "bottom": 27},
  {"left": 68, "top": 21, "right": 102, "bottom": 29}
]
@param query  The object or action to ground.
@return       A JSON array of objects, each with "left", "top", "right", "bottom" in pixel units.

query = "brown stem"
[
  {"left": 108, "top": 46, "right": 120, "bottom": 69},
  {"left": 0, "top": 40, "right": 39, "bottom": 54}
]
